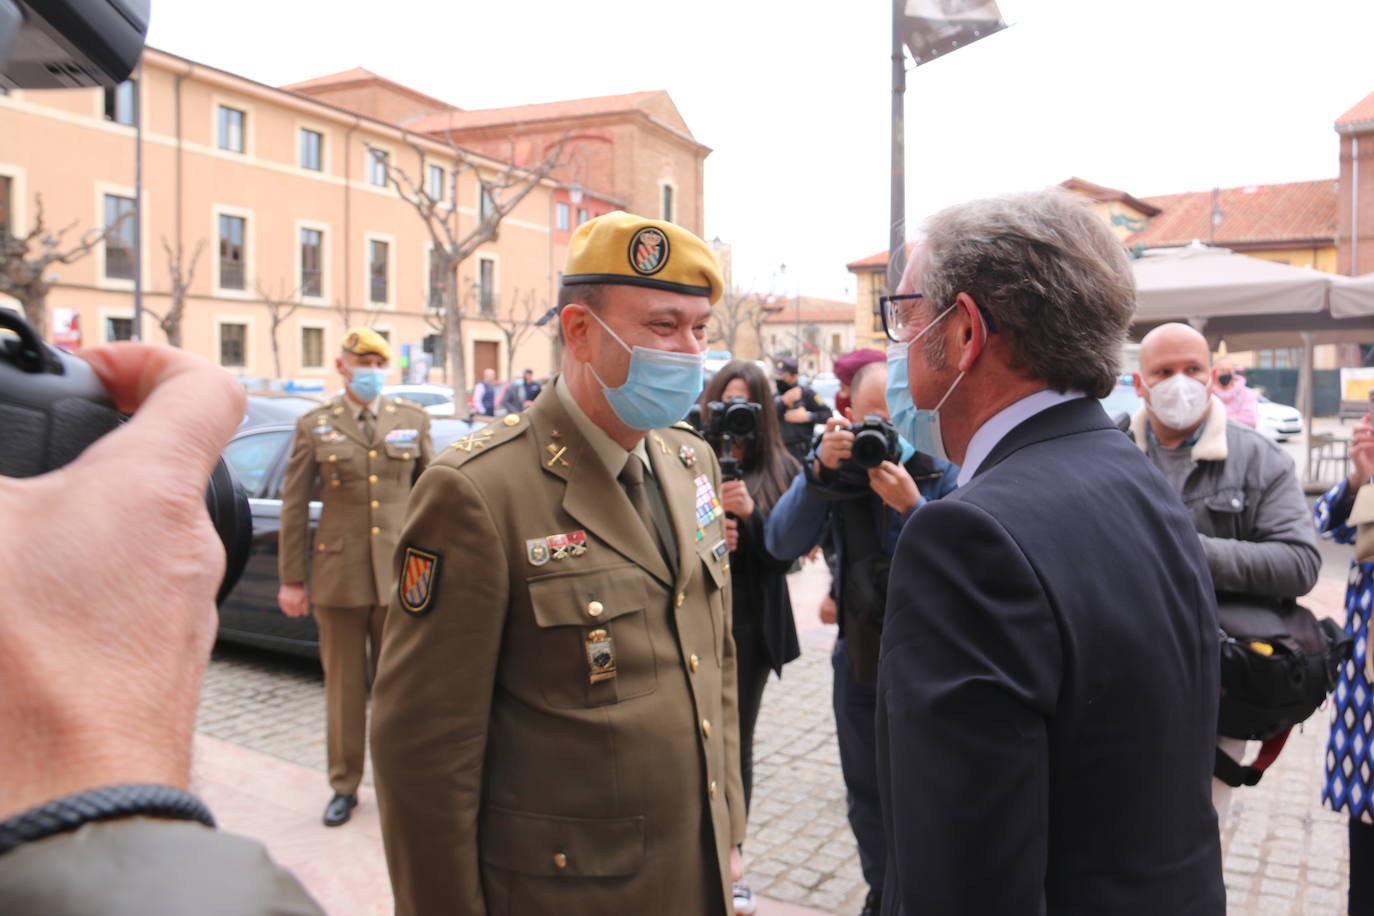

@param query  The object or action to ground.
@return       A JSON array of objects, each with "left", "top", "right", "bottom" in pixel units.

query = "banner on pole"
[{"left": 900, "top": 0, "right": 1007, "bottom": 66}]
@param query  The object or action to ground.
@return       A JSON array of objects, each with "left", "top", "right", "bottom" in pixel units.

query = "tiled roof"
[
  {"left": 280, "top": 68, "right": 458, "bottom": 111},
  {"left": 846, "top": 242, "right": 917, "bottom": 271},
  {"left": 1337, "top": 90, "right": 1374, "bottom": 131},
  {"left": 1127, "top": 179, "right": 1337, "bottom": 249},
  {"left": 407, "top": 91, "right": 666, "bottom": 135},
  {"left": 1060, "top": 176, "right": 1161, "bottom": 217}
]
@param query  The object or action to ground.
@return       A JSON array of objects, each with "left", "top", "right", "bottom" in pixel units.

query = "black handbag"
[{"left": 1214, "top": 595, "right": 1353, "bottom": 786}]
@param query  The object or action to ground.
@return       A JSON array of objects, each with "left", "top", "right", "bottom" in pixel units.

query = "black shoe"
[
  {"left": 859, "top": 888, "right": 882, "bottom": 916},
  {"left": 322, "top": 793, "right": 357, "bottom": 827}
]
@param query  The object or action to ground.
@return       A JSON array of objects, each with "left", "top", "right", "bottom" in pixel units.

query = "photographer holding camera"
[
  {"left": 700, "top": 360, "right": 801, "bottom": 914},
  {"left": 764, "top": 356, "right": 957, "bottom": 916}
]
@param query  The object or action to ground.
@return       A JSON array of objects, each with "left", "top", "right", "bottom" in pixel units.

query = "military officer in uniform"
[
  {"left": 277, "top": 327, "right": 433, "bottom": 828},
  {"left": 371, "top": 211, "right": 746, "bottom": 915}
]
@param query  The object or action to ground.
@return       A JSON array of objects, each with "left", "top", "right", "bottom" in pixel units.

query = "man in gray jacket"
[{"left": 1131, "top": 322, "right": 1320, "bottom": 823}]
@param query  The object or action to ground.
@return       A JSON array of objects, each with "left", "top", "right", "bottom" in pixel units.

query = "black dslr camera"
[
  {"left": 846, "top": 414, "right": 901, "bottom": 470},
  {"left": 0, "top": 312, "right": 252, "bottom": 604},
  {"left": 703, "top": 396, "right": 762, "bottom": 482}
]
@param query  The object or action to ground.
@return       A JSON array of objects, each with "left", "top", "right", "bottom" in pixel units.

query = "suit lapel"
[
  {"left": 530, "top": 394, "right": 674, "bottom": 588},
  {"left": 648, "top": 432, "right": 699, "bottom": 595},
  {"left": 333, "top": 396, "right": 368, "bottom": 447}
]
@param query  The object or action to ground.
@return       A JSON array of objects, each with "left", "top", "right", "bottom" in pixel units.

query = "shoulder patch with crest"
[{"left": 398, "top": 545, "right": 442, "bottom": 616}]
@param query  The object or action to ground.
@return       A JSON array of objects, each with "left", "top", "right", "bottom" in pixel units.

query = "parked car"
[
  {"left": 217, "top": 403, "right": 474, "bottom": 658},
  {"left": 1099, "top": 377, "right": 1144, "bottom": 423},
  {"left": 381, "top": 383, "right": 458, "bottom": 418},
  {"left": 1257, "top": 394, "right": 1302, "bottom": 442}
]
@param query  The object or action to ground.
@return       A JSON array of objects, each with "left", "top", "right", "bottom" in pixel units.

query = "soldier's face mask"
[
  {"left": 347, "top": 366, "right": 386, "bottom": 403},
  {"left": 584, "top": 308, "right": 705, "bottom": 431}
]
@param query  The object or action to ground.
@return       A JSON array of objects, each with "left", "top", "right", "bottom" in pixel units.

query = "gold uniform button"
[
  {"left": 328, "top": 454, "right": 338, "bottom": 463},
  {"left": 587, "top": 600, "right": 604, "bottom": 618},
  {"left": 689, "top": 653, "right": 700, "bottom": 672},
  {"left": 369, "top": 449, "right": 377, "bottom": 458},
  {"left": 675, "top": 592, "right": 685, "bottom": 608},
  {"left": 553, "top": 852, "right": 568, "bottom": 869},
  {"left": 371, "top": 499, "right": 380, "bottom": 509},
  {"left": 368, "top": 474, "right": 378, "bottom": 483},
  {"left": 403, "top": 452, "right": 412, "bottom": 459},
  {"left": 701, "top": 719, "right": 712, "bottom": 739},
  {"left": 503, "top": 414, "right": 520, "bottom": 427},
  {"left": 317, "top": 543, "right": 326, "bottom": 552},
  {"left": 371, "top": 526, "right": 381, "bottom": 536},
  {"left": 709, "top": 780, "right": 718, "bottom": 799}
]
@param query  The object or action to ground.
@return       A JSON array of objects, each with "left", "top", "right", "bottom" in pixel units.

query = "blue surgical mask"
[
  {"left": 587, "top": 310, "right": 705, "bottom": 430},
  {"left": 348, "top": 367, "right": 386, "bottom": 403},
  {"left": 885, "top": 304, "right": 961, "bottom": 463}
]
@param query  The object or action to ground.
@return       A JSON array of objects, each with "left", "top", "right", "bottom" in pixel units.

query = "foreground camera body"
[
  {"left": 848, "top": 414, "right": 901, "bottom": 469},
  {"left": 0, "top": 312, "right": 252, "bottom": 603},
  {"left": 705, "top": 396, "right": 761, "bottom": 443}
]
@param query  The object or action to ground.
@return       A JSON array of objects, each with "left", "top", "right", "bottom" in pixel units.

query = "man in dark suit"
[{"left": 876, "top": 190, "right": 1224, "bottom": 915}]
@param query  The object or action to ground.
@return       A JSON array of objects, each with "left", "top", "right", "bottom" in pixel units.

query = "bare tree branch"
[
  {"left": 153, "top": 235, "right": 206, "bottom": 347},
  {"left": 256, "top": 278, "right": 305, "bottom": 380},
  {"left": 0, "top": 193, "right": 132, "bottom": 340}
]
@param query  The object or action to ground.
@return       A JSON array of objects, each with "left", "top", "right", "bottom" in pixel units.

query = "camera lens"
[
  {"left": 851, "top": 429, "right": 888, "bottom": 469},
  {"left": 724, "top": 402, "right": 757, "bottom": 438}
]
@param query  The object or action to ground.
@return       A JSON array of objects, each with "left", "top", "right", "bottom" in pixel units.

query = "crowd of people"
[{"left": 8, "top": 193, "right": 1374, "bottom": 916}]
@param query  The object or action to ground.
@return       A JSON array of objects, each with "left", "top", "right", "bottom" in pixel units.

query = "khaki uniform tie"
[
  {"left": 619, "top": 455, "right": 674, "bottom": 569},
  {"left": 359, "top": 407, "right": 375, "bottom": 443}
]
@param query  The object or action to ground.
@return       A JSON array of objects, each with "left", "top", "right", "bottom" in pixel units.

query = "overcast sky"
[{"left": 148, "top": 0, "right": 1374, "bottom": 301}]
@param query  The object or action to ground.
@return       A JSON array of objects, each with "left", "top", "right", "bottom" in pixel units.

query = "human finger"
[{"left": 77, "top": 343, "right": 246, "bottom": 488}]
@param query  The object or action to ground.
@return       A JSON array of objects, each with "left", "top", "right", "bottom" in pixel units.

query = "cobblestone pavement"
[{"left": 200, "top": 591, "right": 1356, "bottom": 916}]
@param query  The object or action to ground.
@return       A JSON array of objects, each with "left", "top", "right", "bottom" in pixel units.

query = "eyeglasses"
[
  {"left": 879, "top": 293, "right": 924, "bottom": 343},
  {"left": 878, "top": 293, "right": 1000, "bottom": 343}
]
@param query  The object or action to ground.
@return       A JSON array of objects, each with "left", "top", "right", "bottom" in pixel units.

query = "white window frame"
[
  {"left": 475, "top": 254, "right": 499, "bottom": 317},
  {"left": 98, "top": 306, "right": 137, "bottom": 343},
  {"left": 215, "top": 315, "right": 254, "bottom": 370},
  {"left": 211, "top": 203, "right": 255, "bottom": 299},
  {"left": 363, "top": 231, "right": 396, "bottom": 309},
  {"left": 94, "top": 180, "right": 147, "bottom": 292},
  {"left": 555, "top": 201, "right": 570, "bottom": 232},
  {"left": 298, "top": 321, "right": 329, "bottom": 373},
  {"left": 427, "top": 163, "right": 445, "bottom": 201},
  {"left": 293, "top": 218, "right": 330, "bottom": 304},
  {"left": 298, "top": 126, "right": 324, "bottom": 172},
  {"left": 367, "top": 146, "right": 391, "bottom": 188},
  {"left": 658, "top": 178, "right": 678, "bottom": 224}
]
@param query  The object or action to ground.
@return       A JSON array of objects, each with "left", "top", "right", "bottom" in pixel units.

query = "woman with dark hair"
[{"left": 702, "top": 359, "right": 801, "bottom": 915}]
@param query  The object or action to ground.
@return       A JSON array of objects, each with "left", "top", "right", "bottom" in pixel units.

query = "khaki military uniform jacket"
[
  {"left": 371, "top": 388, "right": 745, "bottom": 916},
  {"left": 279, "top": 395, "right": 433, "bottom": 607}
]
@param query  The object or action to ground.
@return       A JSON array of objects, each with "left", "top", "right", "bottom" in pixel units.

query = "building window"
[
  {"left": 217, "top": 105, "right": 245, "bottom": 153},
  {"left": 219, "top": 214, "right": 246, "bottom": 290},
  {"left": 299, "top": 129, "right": 322, "bottom": 171},
  {"left": 299, "top": 228, "right": 322, "bottom": 297},
  {"left": 555, "top": 202, "right": 570, "bottom": 231},
  {"left": 301, "top": 326, "right": 324, "bottom": 369},
  {"left": 219, "top": 322, "right": 246, "bottom": 367},
  {"left": 103, "top": 79, "right": 135, "bottom": 125},
  {"left": 478, "top": 257, "right": 495, "bottom": 315},
  {"left": 577, "top": 207, "right": 588, "bottom": 226},
  {"left": 369, "top": 239, "right": 389, "bottom": 303},
  {"left": 0, "top": 175, "right": 12, "bottom": 243},
  {"left": 428, "top": 165, "right": 444, "bottom": 201},
  {"left": 662, "top": 184, "right": 674, "bottom": 223},
  {"left": 106, "top": 317, "right": 134, "bottom": 341},
  {"left": 479, "top": 186, "right": 494, "bottom": 222},
  {"left": 103, "top": 194, "right": 135, "bottom": 280},
  {"left": 368, "top": 149, "right": 388, "bottom": 187}
]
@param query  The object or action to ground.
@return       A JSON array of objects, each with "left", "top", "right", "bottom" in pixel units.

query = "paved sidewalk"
[{"left": 197, "top": 560, "right": 1358, "bottom": 915}]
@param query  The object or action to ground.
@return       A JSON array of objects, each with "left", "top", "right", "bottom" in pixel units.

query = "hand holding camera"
[
  {"left": 817, "top": 416, "right": 855, "bottom": 471},
  {"left": 720, "top": 479, "right": 755, "bottom": 522},
  {"left": 867, "top": 460, "right": 921, "bottom": 515}
]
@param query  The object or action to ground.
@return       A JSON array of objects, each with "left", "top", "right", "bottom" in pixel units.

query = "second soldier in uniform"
[
  {"left": 277, "top": 328, "right": 433, "bottom": 828},
  {"left": 371, "top": 212, "right": 745, "bottom": 915}
]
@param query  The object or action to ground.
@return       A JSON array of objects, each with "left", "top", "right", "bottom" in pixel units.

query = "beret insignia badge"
[{"left": 628, "top": 226, "right": 670, "bottom": 276}]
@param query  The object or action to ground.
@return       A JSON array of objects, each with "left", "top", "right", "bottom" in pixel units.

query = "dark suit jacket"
[{"left": 877, "top": 397, "right": 1224, "bottom": 915}]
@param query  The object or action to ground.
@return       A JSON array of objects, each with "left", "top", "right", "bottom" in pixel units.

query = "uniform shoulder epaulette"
[
  {"left": 390, "top": 396, "right": 423, "bottom": 410},
  {"left": 668, "top": 420, "right": 708, "bottom": 441},
  {"left": 437, "top": 413, "right": 529, "bottom": 469}
]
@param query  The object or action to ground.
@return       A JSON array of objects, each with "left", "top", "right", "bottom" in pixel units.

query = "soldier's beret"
[
  {"left": 561, "top": 210, "right": 724, "bottom": 305},
  {"left": 341, "top": 326, "right": 391, "bottom": 363}
]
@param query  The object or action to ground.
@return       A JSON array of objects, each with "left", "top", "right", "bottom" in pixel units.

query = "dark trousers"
[
  {"left": 734, "top": 624, "right": 772, "bottom": 815},
  {"left": 1352, "top": 818, "right": 1374, "bottom": 914},
  {"left": 833, "top": 638, "right": 884, "bottom": 893}
]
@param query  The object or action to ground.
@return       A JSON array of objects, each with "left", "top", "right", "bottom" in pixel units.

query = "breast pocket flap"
[{"left": 480, "top": 806, "right": 644, "bottom": 877}]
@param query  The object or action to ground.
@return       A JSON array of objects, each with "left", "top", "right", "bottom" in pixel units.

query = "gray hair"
[{"left": 919, "top": 188, "right": 1134, "bottom": 398}]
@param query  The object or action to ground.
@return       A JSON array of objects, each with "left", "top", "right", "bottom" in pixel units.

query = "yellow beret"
[
  {"left": 341, "top": 326, "right": 391, "bottom": 362},
  {"left": 562, "top": 210, "right": 723, "bottom": 305}
]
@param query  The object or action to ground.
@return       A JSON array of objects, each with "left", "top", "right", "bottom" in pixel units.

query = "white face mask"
[{"left": 1146, "top": 373, "right": 1209, "bottom": 430}]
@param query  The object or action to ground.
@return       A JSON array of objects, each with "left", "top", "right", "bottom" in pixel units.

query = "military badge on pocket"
[{"left": 585, "top": 628, "right": 617, "bottom": 684}]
